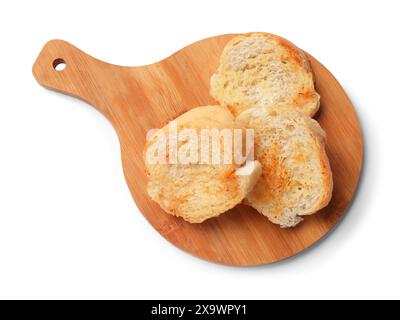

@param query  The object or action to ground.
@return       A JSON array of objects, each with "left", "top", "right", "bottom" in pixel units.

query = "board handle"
[{"left": 32, "top": 39, "right": 116, "bottom": 117}]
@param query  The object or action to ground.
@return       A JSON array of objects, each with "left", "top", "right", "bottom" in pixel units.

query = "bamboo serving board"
[{"left": 32, "top": 34, "right": 363, "bottom": 266}]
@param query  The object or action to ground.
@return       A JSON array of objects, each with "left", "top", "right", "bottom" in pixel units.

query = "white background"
[{"left": 0, "top": 0, "right": 398, "bottom": 300}]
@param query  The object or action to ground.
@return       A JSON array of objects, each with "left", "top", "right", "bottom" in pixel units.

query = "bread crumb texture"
[
  {"left": 237, "top": 107, "right": 333, "bottom": 227},
  {"left": 211, "top": 32, "right": 320, "bottom": 117}
]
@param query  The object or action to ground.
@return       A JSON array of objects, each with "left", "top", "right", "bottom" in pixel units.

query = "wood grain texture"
[{"left": 32, "top": 34, "right": 363, "bottom": 266}]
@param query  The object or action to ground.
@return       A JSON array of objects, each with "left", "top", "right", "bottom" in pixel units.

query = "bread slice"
[
  {"left": 210, "top": 32, "right": 320, "bottom": 117},
  {"left": 144, "top": 105, "right": 262, "bottom": 223},
  {"left": 236, "top": 107, "right": 333, "bottom": 227}
]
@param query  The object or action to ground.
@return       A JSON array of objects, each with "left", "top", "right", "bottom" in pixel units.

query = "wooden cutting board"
[{"left": 32, "top": 34, "right": 363, "bottom": 266}]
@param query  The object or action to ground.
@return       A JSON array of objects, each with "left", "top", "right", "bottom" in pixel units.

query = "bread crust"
[{"left": 210, "top": 32, "right": 320, "bottom": 117}]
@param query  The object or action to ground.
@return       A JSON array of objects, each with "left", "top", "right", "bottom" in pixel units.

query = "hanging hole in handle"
[{"left": 53, "top": 58, "right": 66, "bottom": 71}]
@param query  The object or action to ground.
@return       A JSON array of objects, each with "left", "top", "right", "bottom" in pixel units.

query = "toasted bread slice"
[
  {"left": 144, "top": 105, "right": 262, "bottom": 223},
  {"left": 236, "top": 107, "right": 333, "bottom": 227},
  {"left": 210, "top": 32, "right": 320, "bottom": 117}
]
